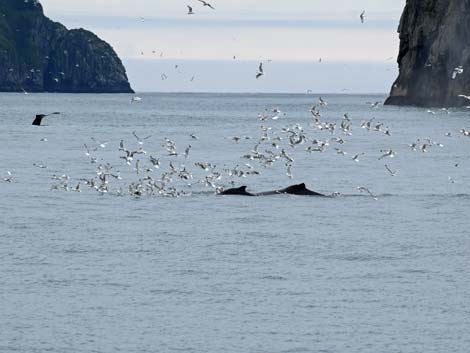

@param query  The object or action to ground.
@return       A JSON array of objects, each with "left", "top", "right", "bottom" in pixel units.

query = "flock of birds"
[
  {"left": 6, "top": 4, "right": 468, "bottom": 95},
  {"left": 2, "top": 4, "right": 469, "bottom": 197},
  {"left": 187, "top": 0, "right": 215, "bottom": 15},
  {"left": 135, "top": 7, "right": 468, "bottom": 91},
  {"left": 3, "top": 96, "right": 469, "bottom": 200},
  {"left": 139, "top": 7, "right": 369, "bottom": 83}
]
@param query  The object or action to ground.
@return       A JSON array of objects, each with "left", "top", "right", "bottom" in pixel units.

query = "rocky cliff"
[
  {"left": 0, "top": 0, "right": 133, "bottom": 93},
  {"left": 385, "top": 0, "right": 470, "bottom": 107}
]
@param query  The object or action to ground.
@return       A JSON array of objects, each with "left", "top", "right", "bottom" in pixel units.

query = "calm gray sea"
[{"left": 0, "top": 93, "right": 469, "bottom": 353}]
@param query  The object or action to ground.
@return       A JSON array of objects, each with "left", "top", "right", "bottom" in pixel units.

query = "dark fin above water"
[
  {"left": 276, "top": 183, "right": 326, "bottom": 196},
  {"left": 32, "top": 112, "right": 60, "bottom": 126},
  {"left": 218, "top": 186, "right": 255, "bottom": 196},
  {"left": 219, "top": 183, "right": 326, "bottom": 197},
  {"left": 32, "top": 114, "right": 46, "bottom": 126}
]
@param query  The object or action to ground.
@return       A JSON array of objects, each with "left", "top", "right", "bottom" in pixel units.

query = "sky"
[{"left": 39, "top": 0, "right": 407, "bottom": 93}]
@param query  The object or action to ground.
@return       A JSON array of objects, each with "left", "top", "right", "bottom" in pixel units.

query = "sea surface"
[{"left": 0, "top": 93, "right": 469, "bottom": 353}]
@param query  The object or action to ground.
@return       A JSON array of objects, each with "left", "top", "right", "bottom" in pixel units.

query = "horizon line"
[{"left": 0, "top": 91, "right": 389, "bottom": 96}]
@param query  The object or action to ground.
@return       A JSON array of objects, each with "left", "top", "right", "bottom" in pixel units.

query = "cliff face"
[
  {"left": 0, "top": 0, "right": 133, "bottom": 93},
  {"left": 385, "top": 0, "right": 470, "bottom": 107}
]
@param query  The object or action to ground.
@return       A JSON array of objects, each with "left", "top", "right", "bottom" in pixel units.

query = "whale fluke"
[
  {"left": 32, "top": 114, "right": 46, "bottom": 126},
  {"left": 219, "top": 186, "right": 254, "bottom": 196},
  {"left": 32, "top": 112, "right": 61, "bottom": 126}
]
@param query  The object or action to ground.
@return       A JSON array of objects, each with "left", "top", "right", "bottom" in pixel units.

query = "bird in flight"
[
  {"left": 256, "top": 62, "right": 264, "bottom": 79},
  {"left": 32, "top": 112, "right": 61, "bottom": 126},
  {"left": 367, "top": 101, "right": 382, "bottom": 108},
  {"left": 3, "top": 171, "right": 13, "bottom": 183},
  {"left": 385, "top": 164, "right": 398, "bottom": 176},
  {"left": 133, "top": 131, "right": 152, "bottom": 145},
  {"left": 187, "top": 5, "right": 194, "bottom": 14},
  {"left": 198, "top": 0, "right": 215, "bottom": 10},
  {"left": 378, "top": 149, "right": 396, "bottom": 160},
  {"left": 352, "top": 153, "right": 365, "bottom": 162},
  {"left": 357, "top": 186, "right": 378, "bottom": 200},
  {"left": 452, "top": 66, "right": 464, "bottom": 79},
  {"left": 360, "top": 10, "right": 365, "bottom": 24}
]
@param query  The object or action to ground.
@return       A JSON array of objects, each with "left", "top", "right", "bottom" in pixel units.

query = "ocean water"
[{"left": 0, "top": 92, "right": 469, "bottom": 353}]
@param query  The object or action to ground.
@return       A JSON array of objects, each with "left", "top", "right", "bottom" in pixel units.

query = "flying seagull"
[
  {"left": 357, "top": 186, "right": 378, "bottom": 200},
  {"left": 457, "top": 94, "right": 470, "bottom": 101},
  {"left": 32, "top": 112, "right": 60, "bottom": 126},
  {"left": 3, "top": 171, "right": 13, "bottom": 183},
  {"left": 318, "top": 97, "right": 328, "bottom": 107},
  {"left": 256, "top": 62, "right": 264, "bottom": 79},
  {"left": 198, "top": 0, "right": 215, "bottom": 10},
  {"left": 187, "top": 5, "right": 194, "bottom": 14},
  {"left": 452, "top": 66, "right": 464, "bottom": 79},
  {"left": 360, "top": 10, "right": 365, "bottom": 24},
  {"left": 133, "top": 131, "right": 152, "bottom": 145},
  {"left": 385, "top": 164, "right": 398, "bottom": 176},
  {"left": 367, "top": 101, "right": 382, "bottom": 108}
]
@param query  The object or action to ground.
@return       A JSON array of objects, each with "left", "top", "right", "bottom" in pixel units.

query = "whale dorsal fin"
[{"left": 282, "top": 183, "right": 306, "bottom": 193}]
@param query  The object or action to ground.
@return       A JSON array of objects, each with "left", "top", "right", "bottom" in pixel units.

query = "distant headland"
[
  {"left": 385, "top": 0, "right": 470, "bottom": 108},
  {"left": 0, "top": 0, "right": 133, "bottom": 93}
]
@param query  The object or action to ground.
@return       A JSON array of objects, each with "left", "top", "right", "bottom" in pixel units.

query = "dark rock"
[
  {"left": 385, "top": 0, "right": 470, "bottom": 107},
  {"left": 0, "top": 0, "right": 133, "bottom": 93}
]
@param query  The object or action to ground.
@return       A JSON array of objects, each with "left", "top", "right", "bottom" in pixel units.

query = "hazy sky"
[{"left": 39, "top": 0, "right": 406, "bottom": 93}]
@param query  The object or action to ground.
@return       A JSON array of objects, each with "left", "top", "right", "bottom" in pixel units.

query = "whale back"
[
  {"left": 277, "top": 183, "right": 325, "bottom": 196},
  {"left": 219, "top": 186, "right": 254, "bottom": 196},
  {"left": 219, "top": 183, "right": 326, "bottom": 197}
]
